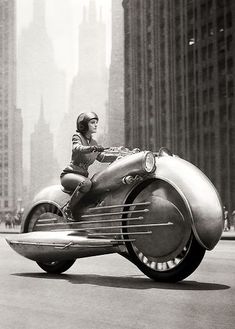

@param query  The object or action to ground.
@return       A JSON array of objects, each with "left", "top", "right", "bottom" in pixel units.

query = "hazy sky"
[{"left": 16, "top": 0, "right": 112, "bottom": 85}]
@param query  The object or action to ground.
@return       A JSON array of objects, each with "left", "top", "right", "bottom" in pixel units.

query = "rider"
[{"left": 61, "top": 111, "right": 117, "bottom": 221}]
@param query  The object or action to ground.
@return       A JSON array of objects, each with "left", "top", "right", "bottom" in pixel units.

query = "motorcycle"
[{"left": 6, "top": 147, "right": 224, "bottom": 282}]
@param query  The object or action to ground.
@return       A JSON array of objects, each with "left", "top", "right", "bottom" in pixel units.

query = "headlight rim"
[{"left": 143, "top": 151, "right": 156, "bottom": 173}]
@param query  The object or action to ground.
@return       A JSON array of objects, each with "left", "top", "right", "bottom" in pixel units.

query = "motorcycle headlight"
[{"left": 144, "top": 152, "right": 155, "bottom": 173}]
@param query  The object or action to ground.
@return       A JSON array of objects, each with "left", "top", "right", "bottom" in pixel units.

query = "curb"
[
  {"left": 0, "top": 231, "right": 20, "bottom": 235},
  {"left": 220, "top": 235, "right": 235, "bottom": 241}
]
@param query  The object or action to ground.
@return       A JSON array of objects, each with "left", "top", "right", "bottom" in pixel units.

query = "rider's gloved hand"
[
  {"left": 96, "top": 145, "right": 105, "bottom": 152},
  {"left": 90, "top": 145, "right": 105, "bottom": 153}
]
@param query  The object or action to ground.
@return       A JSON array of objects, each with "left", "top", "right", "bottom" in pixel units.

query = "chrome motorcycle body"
[{"left": 6, "top": 147, "right": 224, "bottom": 282}]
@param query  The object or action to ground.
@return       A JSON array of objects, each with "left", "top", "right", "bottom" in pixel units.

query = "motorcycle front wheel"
[
  {"left": 24, "top": 202, "right": 76, "bottom": 274},
  {"left": 126, "top": 233, "right": 205, "bottom": 282},
  {"left": 123, "top": 179, "right": 206, "bottom": 282}
]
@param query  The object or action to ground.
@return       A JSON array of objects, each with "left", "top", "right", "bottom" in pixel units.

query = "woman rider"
[{"left": 61, "top": 111, "right": 117, "bottom": 221}]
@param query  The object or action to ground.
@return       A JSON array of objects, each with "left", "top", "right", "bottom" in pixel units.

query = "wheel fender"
[
  {"left": 153, "top": 155, "right": 224, "bottom": 250},
  {"left": 21, "top": 185, "right": 70, "bottom": 232}
]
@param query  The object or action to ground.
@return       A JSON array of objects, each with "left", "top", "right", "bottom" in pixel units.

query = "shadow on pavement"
[{"left": 12, "top": 272, "right": 230, "bottom": 291}]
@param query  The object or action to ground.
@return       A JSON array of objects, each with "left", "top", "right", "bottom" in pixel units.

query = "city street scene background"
[{"left": 0, "top": 1, "right": 234, "bottom": 329}]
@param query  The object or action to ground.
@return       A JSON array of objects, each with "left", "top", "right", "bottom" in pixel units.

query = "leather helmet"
[{"left": 76, "top": 112, "right": 99, "bottom": 133}]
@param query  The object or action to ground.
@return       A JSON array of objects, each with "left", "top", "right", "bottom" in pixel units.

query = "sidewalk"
[
  {"left": 0, "top": 223, "right": 20, "bottom": 234},
  {"left": 221, "top": 230, "right": 235, "bottom": 240}
]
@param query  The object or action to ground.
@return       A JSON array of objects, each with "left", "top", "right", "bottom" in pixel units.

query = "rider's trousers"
[{"left": 61, "top": 173, "right": 92, "bottom": 211}]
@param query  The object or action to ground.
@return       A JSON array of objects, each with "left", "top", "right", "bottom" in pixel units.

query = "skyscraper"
[
  {"left": 123, "top": 0, "right": 235, "bottom": 210},
  {"left": 57, "top": 0, "right": 109, "bottom": 169},
  {"left": 30, "top": 98, "right": 58, "bottom": 197},
  {"left": 69, "top": 0, "right": 108, "bottom": 125},
  {"left": 17, "top": 0, "right": 66, "bottom": 175},
  {"left": 0, "top": 0, "right": 23, "bottom": 214}
]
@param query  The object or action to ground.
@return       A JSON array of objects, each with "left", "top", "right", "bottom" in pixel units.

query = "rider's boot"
[
  {"left": 62, "top": 184, "right": 84, "bottom": 222},
  {"left": 62, "top": 203, "right": 75, "bottom": 222}
]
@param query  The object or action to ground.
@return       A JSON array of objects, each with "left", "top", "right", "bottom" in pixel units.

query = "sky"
[{"left": 16, "top": 0, "right": 112, "bottom": 85}]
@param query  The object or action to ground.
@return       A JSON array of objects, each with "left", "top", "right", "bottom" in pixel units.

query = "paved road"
[{"left": 0, "top": 234, "right": 234, "bottom": 329}]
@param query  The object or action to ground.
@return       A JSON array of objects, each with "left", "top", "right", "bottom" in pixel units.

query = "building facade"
[
  {"left": 107, "top": 0, "right": 125, "bottom": 147},
  {"left": 13, "top": 107, "right": 23, "bottom": 210},
  {"left": 123, "top": 0, "right": 235, "bottom": 211},
  {"left": 0, "top": 0, "right": 23, "bottom": 214}
]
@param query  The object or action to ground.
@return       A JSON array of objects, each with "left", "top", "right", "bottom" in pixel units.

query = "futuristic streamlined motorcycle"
[{"left": 6, "top": 147, "right": 224, "bottom": 282}]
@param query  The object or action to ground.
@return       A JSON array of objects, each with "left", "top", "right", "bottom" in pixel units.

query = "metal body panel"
[
  {"left": 153, "top": 155, "right": 223, "bottom": 250},
  {"left": 91, "top": 151, "right": 153, "bottom": 193},
  {"left": 6, "top": 231, "right": 119, "bottom": 262},
  {"left": 32, "top": 185, "right": 70, "bottom": 207}
]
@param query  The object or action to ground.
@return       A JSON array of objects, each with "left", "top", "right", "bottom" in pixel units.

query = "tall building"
[
  {"left": 106, "top": 0, "right": 125, "bottom": 147},
  {"left": 123, "top": 0, "right": 175, "bottom": 152},
  {"left": 69, "top": 0, "right": 108, "bottom": 126},
  {"left": 13, "top": 107, "right": 23, "bottom": 208},
  {"left": 57, "top": 0, "right": 109, "bottom": 169},
  {"left": 30, "top": 98, "right": 58, "bottom": 197},
  {"left": 123, "top": 0, "right": 235, "bottom": 210},
  {"left": 0, "top": 0, "right": 23, "bottom": 214},
  {"left": 17, "top": 0, "right": 66, "bottom": 176}
]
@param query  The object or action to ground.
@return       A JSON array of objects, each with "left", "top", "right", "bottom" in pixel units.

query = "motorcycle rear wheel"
[
  {"left": 36, "top": 260, "right": 76, "bottom": 274},
  {"left": 24, "top": 202, "right": 76, "bottom": 274}
]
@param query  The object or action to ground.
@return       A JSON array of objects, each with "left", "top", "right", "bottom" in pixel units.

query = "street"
[{"left": 0, "top": 234, "right": 234, "bottom": 329}]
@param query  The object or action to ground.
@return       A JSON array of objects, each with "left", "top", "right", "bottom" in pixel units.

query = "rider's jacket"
[{"left": 61, "top": 132, "right": 116, "bottom": 177}]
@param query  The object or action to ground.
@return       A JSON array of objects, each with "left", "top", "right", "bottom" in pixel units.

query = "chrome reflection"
[
  {"left": 158, "top": 147, "right": 173, "bottom": 157},
  {"left": 133, "top": 236, "right": 193, "bottom": 272}
]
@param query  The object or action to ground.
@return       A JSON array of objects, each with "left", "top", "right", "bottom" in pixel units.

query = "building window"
[
  {"left": 219, "top": 81, "right": 226, "bottom": 97},
  {"left": 201, "top": 25, "right": 207, "bottom": 38},
  {"left": 208, "top": 43, "right": 213, "bottom": 58},
  {"left": 209, "top": 66, "right": 213, "bottom": 80},
  {"left": 219, "top": 105, "right": 226, "bottom": 121},
  {"left": 217, "top": 15, "right": 224, "bottom": 32},
  {"left": 201, "top": 4, "right": 206, "bottom": 19},
  {"left": 227, "top": 35, "right": 232, "bottom": 51},
  {"left": 208, "top": 22, "right": 214, "bottom": 36},
  {"left": 210, "top": 110, "right": 215, "bottom": 124},
  {"left": 202, "top": 46, "right": 207, "bottom": 61},
  {"left": 203, "top": 90, "right": 207, "bottom": 104},
  {"left": 202, "top": 68, "right": 207, "bottom": 82},
  {"left": 226, "top": 12, "right": 232, "bottom": 28},
  {"left": 227, "top": 57, "right": 233, "bottom": 68},
  {"left": 209, "top": 88, "right": 214, "bottom": 102},
  {"left": 228, "top": 80, "right": 234, "bottom": 97},
  {"left": 216, "top": 0, "right": 225, "bottom": 9},
  {"left": 188, "top": 38, "right": 195, "bottom": 46},
  {"left": 218, "top": 59, "right": 225, "bottom": 74}
]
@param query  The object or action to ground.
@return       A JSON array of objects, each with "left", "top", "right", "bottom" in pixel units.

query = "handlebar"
[
  {"left": 103, "top": 146, "right": 175, "bottom": 159},
  {"left": 103, "top": 146, "right": 141, "bottom": 157}
]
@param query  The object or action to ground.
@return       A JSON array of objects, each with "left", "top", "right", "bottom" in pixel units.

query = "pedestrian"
[
  {"left": 5, "top": 212, "right": 13, "bottom": 229},
  {"left": 223, "top": 206, "right": 229, "bottom": 231},
  {"left": 61, "top": 111, "right": 117, "bottom": 221},
  {"left": 231, "top": 209, "right": 235, "bottom": 231}
]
